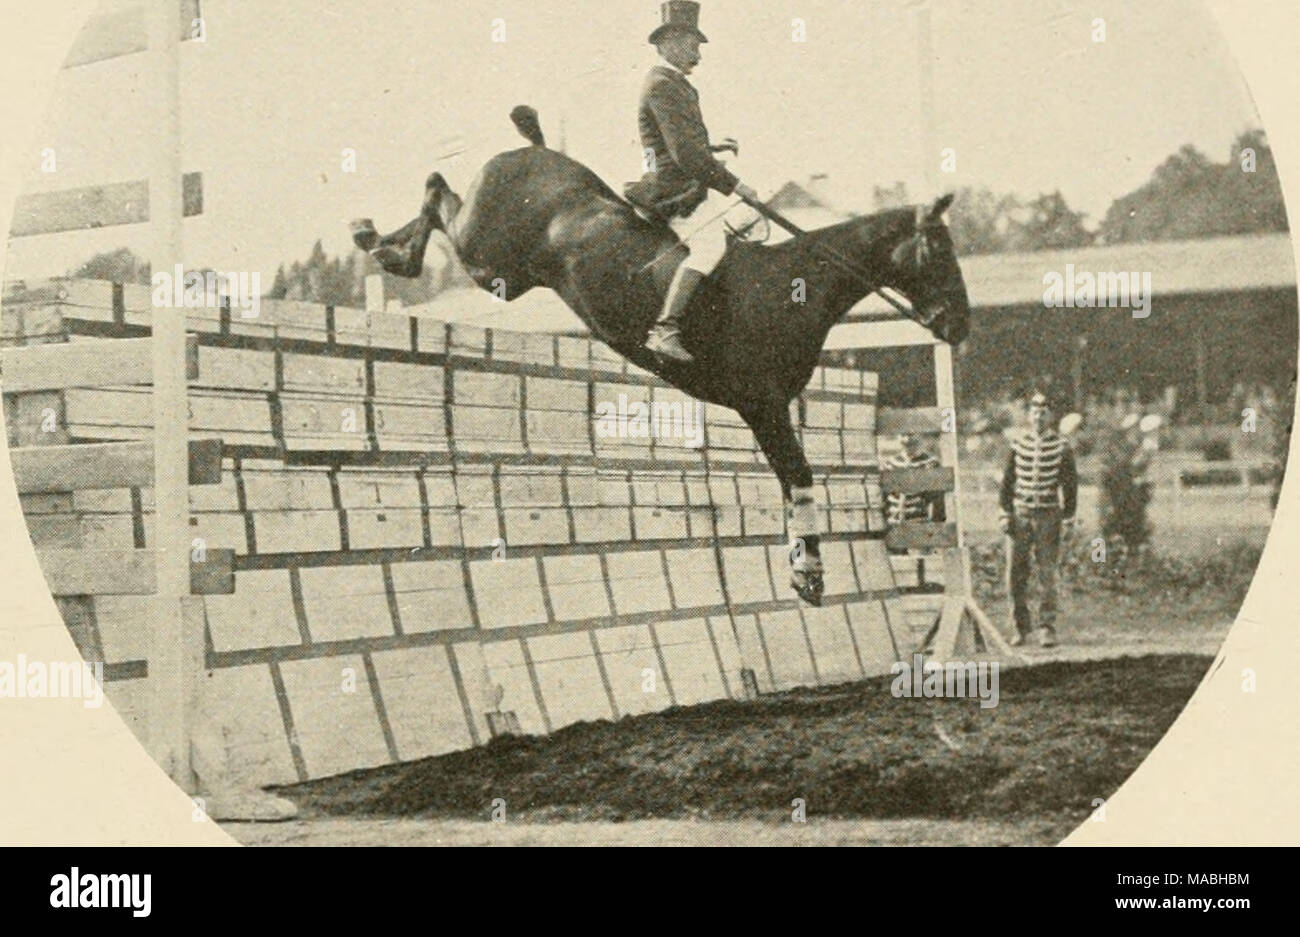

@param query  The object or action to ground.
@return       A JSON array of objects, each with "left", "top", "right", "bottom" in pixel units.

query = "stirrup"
[{"left": 646, "top": 325, "right": 694, "bottom": 364}]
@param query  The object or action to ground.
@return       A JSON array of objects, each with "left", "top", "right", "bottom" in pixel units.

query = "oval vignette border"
[{"left": 0, "top": 0, "right": 1295, "bottom": 847}]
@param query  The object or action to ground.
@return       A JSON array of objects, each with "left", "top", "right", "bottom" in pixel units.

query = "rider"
[{"left": 629, "top": 1, "right": 760, "bottom": 365}]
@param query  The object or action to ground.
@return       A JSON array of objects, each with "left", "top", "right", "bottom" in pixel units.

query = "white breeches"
[{"left": 669, "top": 189, "right": 735, "bottom": 275}]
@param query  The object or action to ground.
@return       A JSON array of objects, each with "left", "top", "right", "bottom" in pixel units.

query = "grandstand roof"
[{"left": 851, "top": 231, "right": 1296, "bottom": 316}]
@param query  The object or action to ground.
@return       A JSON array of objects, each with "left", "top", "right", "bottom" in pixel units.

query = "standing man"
[
  {"left": 628, "top": 1, "right": 760, "bottom": 365},
  {"left": 998, "top": 389, "right": 1078, "bottom": 648},
  {"left": 885, "top": 433, "right": 947, "bottom": 528}
]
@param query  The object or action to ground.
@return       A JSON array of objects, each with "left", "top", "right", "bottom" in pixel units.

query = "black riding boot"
[{"left": 645, "top": 266, "right": 705, "bottom": 364}]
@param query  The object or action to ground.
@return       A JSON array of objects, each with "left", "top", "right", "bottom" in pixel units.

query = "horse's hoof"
[
  {"left": 350, "top": 218, "right": 379, "bottom": 252},
  {"left": 790, "top": 568, "right": 824, "bottom": 607}
]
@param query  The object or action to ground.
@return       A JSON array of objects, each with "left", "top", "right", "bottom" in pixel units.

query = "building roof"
[
  {"left": 766, "top": 178, "right": 851, "bottom": 238},
  {"left": 851, "top": 231, "right": 1296, "bottom": 316}
]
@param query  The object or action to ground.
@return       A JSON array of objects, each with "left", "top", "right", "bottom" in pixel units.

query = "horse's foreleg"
[{"left": 744, "top": 400, "right": 824, "bottom": 606}]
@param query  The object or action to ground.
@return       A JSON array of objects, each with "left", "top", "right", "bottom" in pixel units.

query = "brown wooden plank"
[
  {"left": 62, "top": 1, "right": 202, "bottom": 69},
  {"left": 35, "top": 547, "right": 235, "bottom": 596},
  {"left": 885, "top": 521, "right": 959, "bottom": 551},
  {"left": 62, "top": 6, "right": 147, "bottom": 69},
  {"left": 11, "top": 439, "right": 223, "bottom": 493},
  {"left": 10, "top": 174, "right": 203, "bottom": 237},
  {"left": 11, "top": 180, "right": 149, "bottom": 236},
  {"left": 1, "top": 336, "right": 199, "bottom": 393},
  {"left": 877, "top": 406, "right": 944, "bottom": 436},
  {"left": 928, "top": 596, "right": 969, "bottom": 660},
  {"left": 880, "top": 465, "right": 954, "bottom": 495}
]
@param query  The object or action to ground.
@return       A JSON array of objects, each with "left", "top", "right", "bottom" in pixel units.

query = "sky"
[{"left": 3, "top": 0, "right": 1265, "bottom": 281}]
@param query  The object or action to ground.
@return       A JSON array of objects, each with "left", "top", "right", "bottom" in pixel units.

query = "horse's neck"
[{"left": 787, "top": 211, "right": 911, "bottom": 330}]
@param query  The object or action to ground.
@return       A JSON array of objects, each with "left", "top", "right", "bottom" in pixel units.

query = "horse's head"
[{"left": 885, "top": 194, "right": 970, "bottom": 346}]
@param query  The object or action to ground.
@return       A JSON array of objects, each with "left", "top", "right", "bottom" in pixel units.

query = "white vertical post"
[
  {"left": 913, "top": 2, "right": 940, "bottom": 199},
  {"left": 915, "top": 5, "right": 968, "bottom": 598},
  {"left": 365, "top": 274, "right": 385, "bottom": 314},
  {"left": 934, "top": 341, "right": 970, "bottom": 593},
  {"left": 147, "top": 0, "right": 195, "bottom": 791}
]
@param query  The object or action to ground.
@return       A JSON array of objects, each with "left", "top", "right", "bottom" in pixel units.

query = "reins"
[
  {"left": 633, "top": 194, "right": 919, "bottom": 319},
  {"left": 741, "top": 196, "right": 915, "bottom": 317}
]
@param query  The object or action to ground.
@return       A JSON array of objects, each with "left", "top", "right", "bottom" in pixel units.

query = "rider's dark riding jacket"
[{"left": 624, "top": 64, "right": 738, "bottom": 221}]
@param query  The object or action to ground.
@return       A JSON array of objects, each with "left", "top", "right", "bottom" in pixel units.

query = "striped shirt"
[
  {"left": 999, "top": 428, "right": 1078, "bottom": 516},
  {"left": 885, "top": 450, "right": 946, "bottom": 525}
]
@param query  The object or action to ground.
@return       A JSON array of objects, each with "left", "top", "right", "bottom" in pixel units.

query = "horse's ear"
[{"left": 927, "top": 193, "right": 955, "bottom": 223}]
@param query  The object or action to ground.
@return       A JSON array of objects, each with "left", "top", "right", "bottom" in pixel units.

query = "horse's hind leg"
[
  {"left": 348, "top": 215, "right": 431, "bottom": 279},
  {"left": 742, "top": 399, "right": 825, "bottom": 606},
  {"left": 350, "top": 173, "right": 461, "bottom": 279}
]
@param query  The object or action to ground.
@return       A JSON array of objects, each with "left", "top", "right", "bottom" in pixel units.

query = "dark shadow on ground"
[{"left": 272, "top": 653, "right": 1211, "bottom": 843}]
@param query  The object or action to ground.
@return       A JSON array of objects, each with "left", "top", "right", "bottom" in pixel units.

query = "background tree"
[
  {"left": 1098, "top": 131, "right": 1288, "bottom": 244},
  {"left": 266, "top": 238, "right": 474, "bottom": 307},
  {"left": 873, "top": 182, "right": 1092, "bottom": 255},
  {"left": 1269, "top": 375, "right": 1296, "bottom": 511},
  {"left": 1004, "top": 190, "right": 1095, "bottom": 251},
  {"left": 946, "top": 186, "right": 1021, "bottom": 256},
  {"left": 67, "top": 248, "right": 150, "bottom": 284},
  {"left": 1097, "top": 426, "right": 1153, "bottom": 561}
]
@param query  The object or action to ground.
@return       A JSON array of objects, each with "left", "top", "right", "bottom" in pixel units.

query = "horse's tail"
[{"left": 510, "top": 105, "right": 546, "bottom": 147}]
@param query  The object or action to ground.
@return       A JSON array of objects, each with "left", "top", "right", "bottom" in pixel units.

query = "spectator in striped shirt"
[
  {"left": 998, "top": 390, "right": 1078, "bottom": 648},
  {"left": 886, "top": 433, "right": 947, "bottom": 526}
]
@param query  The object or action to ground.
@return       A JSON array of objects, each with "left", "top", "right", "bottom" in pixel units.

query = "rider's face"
[{"left": 658, "top": 33, "right": 702, "bottom": 74}]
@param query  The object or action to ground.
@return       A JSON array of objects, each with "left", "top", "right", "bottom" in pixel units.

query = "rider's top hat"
[{"left": 649, "top": 1, "right": 709, "bottom": 45}]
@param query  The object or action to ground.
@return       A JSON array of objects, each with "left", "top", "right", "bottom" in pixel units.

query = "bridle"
[
  {"left": 631, "top": 195, "right": 947, "bottom": 326},
  {"left": 742, "top": 197, "right": 942, "bottom": 322}
]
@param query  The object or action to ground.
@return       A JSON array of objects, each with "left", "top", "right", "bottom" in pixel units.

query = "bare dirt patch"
[{"left": 230, "top": 589, "right": 1234, "bottom": 846}]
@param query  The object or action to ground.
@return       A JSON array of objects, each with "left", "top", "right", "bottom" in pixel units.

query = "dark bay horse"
[{"left": 352, "top": 107, "right": 971, "bottom": 605}]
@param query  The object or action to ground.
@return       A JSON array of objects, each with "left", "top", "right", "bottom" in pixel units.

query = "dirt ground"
[{"left": 224, "top": 587, "right": 1235, "bottom": 847}]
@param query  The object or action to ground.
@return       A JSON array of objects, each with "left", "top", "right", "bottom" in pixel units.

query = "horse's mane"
[{"left": 757, "top": 207, "right": 916, "bottom": 264}]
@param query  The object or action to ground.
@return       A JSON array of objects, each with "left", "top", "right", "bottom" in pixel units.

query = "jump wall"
[{"left": 3, "top": 278, "right": 923, "bottom": 788}]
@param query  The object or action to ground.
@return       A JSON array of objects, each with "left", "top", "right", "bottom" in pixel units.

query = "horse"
[{"left": 351, "top": 106, "right": 971, "bottom": 606}]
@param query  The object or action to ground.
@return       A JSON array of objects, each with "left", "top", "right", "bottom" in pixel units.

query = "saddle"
[{"left": 622, "top": 176, "right": 705, "bottom": 224}]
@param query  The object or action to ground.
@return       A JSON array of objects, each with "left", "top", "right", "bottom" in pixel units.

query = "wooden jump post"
[
  {"left": 1, "top": 1, "right": 292, "bottom": 818},
  {"left": 146, "top": 0, "right": 198, "bottom": 792},
  {"left": 835, "top": 311, "right": 1020, "bottom": 662}
]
